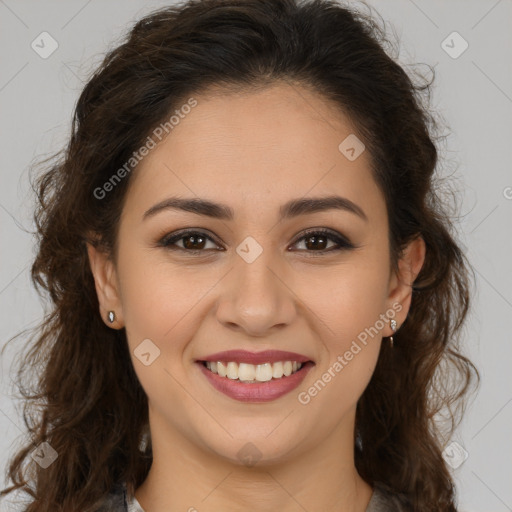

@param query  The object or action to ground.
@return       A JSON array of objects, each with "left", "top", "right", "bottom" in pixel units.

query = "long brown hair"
[{"left": 1, "top": 0, "right": 479, "bottom": 510}]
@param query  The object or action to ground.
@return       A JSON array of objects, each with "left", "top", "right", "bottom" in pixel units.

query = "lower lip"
[{"left": 196, "top": 361, "right": 314, "bottom": 403}]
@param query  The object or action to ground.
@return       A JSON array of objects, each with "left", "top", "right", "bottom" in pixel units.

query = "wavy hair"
[{"left": 1, "top": 0, "right": 479, "bottom": 510}]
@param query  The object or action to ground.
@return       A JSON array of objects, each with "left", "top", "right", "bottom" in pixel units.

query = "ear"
[
  {"left": 86, "top": 239, "right": 124, "bottom": 328},
  {"left": 385, "top": 235, "right": 426, "bottom": 335}
]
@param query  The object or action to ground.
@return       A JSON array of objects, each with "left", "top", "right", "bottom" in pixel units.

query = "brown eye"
[
  {"left": 180, "top": 233, "right": 208, "bottom": 250},
  {"left": 290, "top": 229, "right": 354, "bottom": 253},
  {"left": 159, "top": 231, "right": 221, "bottom": 252},
  {"left": 158, "top": 228, "right": 354, "bottom": 255},
  {"left": 301, "top": 233, "right": 333, "bottom": 251}
]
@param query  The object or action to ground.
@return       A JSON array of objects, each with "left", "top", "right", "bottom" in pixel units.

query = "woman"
[{"left": 0, "top": 0, "right": 479, "bottom": 510}]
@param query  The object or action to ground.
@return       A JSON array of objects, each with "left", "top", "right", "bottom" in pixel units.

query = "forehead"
[{"left": 125, "top": 82, "right": 385, "bottom": 224}]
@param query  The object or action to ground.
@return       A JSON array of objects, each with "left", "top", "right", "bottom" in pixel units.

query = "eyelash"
[{"left": 157, "top": 228, "right": 355, "bottom": 256}]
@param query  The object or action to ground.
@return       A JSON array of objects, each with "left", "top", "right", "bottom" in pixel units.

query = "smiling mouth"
[{"left": 200, "top": 360, "right": 311, "bottom": 383}]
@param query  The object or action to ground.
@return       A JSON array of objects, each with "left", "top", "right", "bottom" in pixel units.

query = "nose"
[{"left": 215, "top": 249, "right": 298, "bottom": 337}]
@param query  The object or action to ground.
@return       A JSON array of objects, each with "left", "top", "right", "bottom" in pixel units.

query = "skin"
[{"left": 87, "top": 81, "right": 425, "bottom": 512}]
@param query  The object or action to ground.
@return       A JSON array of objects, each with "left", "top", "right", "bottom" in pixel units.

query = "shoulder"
[
  {"left": 366, "top": 482, "right": 413, "bottom": 512},
  {"left": 93, "top": 481, "right": 128, "bottom": 512},
  {"left": 95, "top": 480, "right": 410, "bottom": 512}
]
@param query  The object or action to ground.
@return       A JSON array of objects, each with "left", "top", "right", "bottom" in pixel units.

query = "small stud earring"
[
  {"left": 108, "top": 311, "right": 115, "bottom": 323},
  {"left": 389, "top": 319, "right": 397, "bottom": 348}
]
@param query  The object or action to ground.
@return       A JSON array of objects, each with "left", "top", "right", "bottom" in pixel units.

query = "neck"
[{"left": 135, "top": 406, "right": 374, "bottom": 512}]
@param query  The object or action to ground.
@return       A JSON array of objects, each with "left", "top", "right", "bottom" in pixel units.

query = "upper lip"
[{"left": 198, "top": 350, "right": 313, "bottom": 365}]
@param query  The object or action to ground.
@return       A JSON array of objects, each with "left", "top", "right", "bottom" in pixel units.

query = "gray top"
[{"left": 97, "top": 481, "right": 411, "bottom": 511}]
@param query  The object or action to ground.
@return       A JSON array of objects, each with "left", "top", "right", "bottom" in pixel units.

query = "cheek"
[
  {"left": 294, "top": 257, "right": 389, "bottom": 396},
  {"left": 299, "top": 256, "right": 390, "bottom": 341},
  {"left": 116, "top": 244, "right": 214, "bottom": 347},
  {"left": 115, "top": 248, "right": 207, "bottom": 410}
]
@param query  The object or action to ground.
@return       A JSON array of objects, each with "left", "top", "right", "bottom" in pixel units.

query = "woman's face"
[{"left": 89, "top": 81, "right": 423, "bottom": 465}]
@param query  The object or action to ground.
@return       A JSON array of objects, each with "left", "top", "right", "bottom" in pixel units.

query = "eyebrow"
[{"left": 142, "top": 195, "right": 368, "bottom": 222}]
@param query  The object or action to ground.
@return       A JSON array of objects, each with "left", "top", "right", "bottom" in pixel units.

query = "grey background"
[{"left": 0, "top": 0, "right": 511, "bottom": 510}]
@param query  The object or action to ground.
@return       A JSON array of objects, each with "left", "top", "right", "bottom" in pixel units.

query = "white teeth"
[
  {"left": 204, "top": 360, "right": 304, "bottom": 382},
  {"left": 255, "top": 363, "right": 273, "bottom": 382},
  {"left": 217, "top": 361, "right": 227, "bottom": 377},
  {"left": 226, "top": 362, "right": 238, "bottom": 380},
  {"left": 272, "top": 361, "right": 284, "bottom": 378},
  {"left": 238, "top": 363, "right": 256, "bottom": 381}
]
